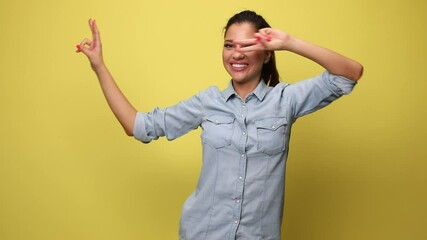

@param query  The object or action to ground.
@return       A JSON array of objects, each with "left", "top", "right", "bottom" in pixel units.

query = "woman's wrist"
[
  {"left": 92, "top": 61, "right": 107, "bottom": 74},
  {"left": 282, "top": 35, "right": 302, "bottom": 53}
]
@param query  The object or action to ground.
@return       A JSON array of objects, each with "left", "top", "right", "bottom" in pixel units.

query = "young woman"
[{"left": 77, "top": 10, "right": 363, "bottom": 240}]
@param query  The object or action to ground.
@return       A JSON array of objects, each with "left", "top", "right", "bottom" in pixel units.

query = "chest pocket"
[
  {"left": 201, "top": 115, "right": 235, "bottom": 148},
  {"left": 255, "top": 117, "right": 288, "bottom": 155}
]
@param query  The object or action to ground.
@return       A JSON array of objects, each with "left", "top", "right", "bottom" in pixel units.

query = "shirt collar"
[{"left": 221, "top": 79, "right": 270, "bottom": 102}]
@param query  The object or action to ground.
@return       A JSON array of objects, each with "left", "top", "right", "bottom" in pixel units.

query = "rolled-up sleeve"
[
  {"left": 133, "top": 113, "right": 147, "bottom": 142},
  {"left": 285, "top": 71, "right": 357, "bottom": 119},
  {"left": 327, "top": 71, "right": 357, "bottom": 96},
  {"left": 133, "top": 110, "right": 164, "bottom": 143},
  {"left": 133, "top": 92, "right": 204, "bottom": 143}
]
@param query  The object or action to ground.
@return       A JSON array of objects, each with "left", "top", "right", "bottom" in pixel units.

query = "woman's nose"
[{"left": 232, "top": 49, "right": 245, "bottom": 59}]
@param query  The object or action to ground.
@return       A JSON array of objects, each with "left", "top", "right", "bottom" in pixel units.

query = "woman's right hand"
[{"left": 76, "top": 19, "right": 104, "bottom": 71}]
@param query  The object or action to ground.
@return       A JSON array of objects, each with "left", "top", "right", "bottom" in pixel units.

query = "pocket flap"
[
  {"left": 255, "top": 117, "right": 287, "bottom": 131},
  {"left": 206, "top": 115, "right": 235, "bottom": 125}
]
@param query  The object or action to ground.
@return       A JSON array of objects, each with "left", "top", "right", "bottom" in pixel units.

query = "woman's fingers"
[
  {"left": 237, "top": 28, "right": 290, "bottom": 52},
  {"left": 233, "top": 29, "right": 276, "bottom": 52},
  {"left": 89, "top": 19, "right": 102, "bottom": 48},
  {"left": 258, "top": 28, "right": 272, "bottom": 37},
  {"left": 233, "top": 38, "right": 257, "bottom": 46},
  {"left": 80, "top": 38, "right": 92, "bottom": 46},
  {"left": 76, "top": 18, "right": 101, "bottom": 54},
  {"left": 80, "top": 38, "right": 92, "bottom": 48},
  {"left": 76, "top": 38, "right": 94, "bottom": 56},
  {"left": 233, "top": 35, "right": 270, "bottom": 52},
  {"left": 76, "top": 19, "right": 105, "bottom": 69},
  {"left": 235, "top": 37, "right": 267, "bottom": 51},
  {"left": 233, "top": 38, "right": 258, "bottom": 51},
  {"left": 237, "top": 44, "right": 262, "bottom": 52}
]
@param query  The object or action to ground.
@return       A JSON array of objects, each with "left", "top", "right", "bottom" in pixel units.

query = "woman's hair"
[{"left": 224, "top": 10, "right": 280, "bottom": 87}]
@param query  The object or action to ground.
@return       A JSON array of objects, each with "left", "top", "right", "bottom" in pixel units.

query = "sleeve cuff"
[
  {"left": 327, "top": 71, "right": 357, "bottom": 95},
  {"left": 133, "top": 112, "right": 151, "bottom": 143}
]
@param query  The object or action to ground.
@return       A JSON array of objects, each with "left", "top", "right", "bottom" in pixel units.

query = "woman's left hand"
[
  {"left": 234, "top": 28, "right": 364, "bottom": 81},
  {"left": 233, "top": 28, "right": 293, "bottom": 52}
]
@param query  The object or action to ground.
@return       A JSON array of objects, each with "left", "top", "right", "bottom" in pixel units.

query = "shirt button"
[
  {"left": 236, "top": 199, "right": 240, "bottom": 203},
  {"left": 241, "top": 154, "right": 245, "bottom": 158},
  {"left": 242, "top": 105, "right": 246, "bottom": 108},
  {"left": 234, "top": 220, "right": 239, "bottom": 224},
  {"left": 242, "top": 131, "right": 246, "bottom": 135},
  {"left": 239, "top": 176, "right": 243, "bottom": 180},
  {"left": 272, "top": 125, "right": 276, "bottom": 129}
]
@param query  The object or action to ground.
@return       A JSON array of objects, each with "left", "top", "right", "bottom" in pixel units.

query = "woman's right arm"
[{"left": 77, "top": 19, "right": 136, "bottom": 136}]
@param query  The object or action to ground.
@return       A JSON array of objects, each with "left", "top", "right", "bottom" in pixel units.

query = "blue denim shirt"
[{"left": 134, "top": 71, "right": 356, "bottom": 240}]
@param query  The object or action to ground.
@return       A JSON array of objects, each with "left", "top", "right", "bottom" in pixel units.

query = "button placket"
[{"left": 231, "top": 99, "right": 249, "bottom": 237}]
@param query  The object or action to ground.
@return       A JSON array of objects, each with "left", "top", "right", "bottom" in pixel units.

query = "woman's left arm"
[{"left": 235, "top": 28, "right": 364, "bottom": 81}]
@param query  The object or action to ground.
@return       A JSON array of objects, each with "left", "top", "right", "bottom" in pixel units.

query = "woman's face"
[{"left": 223, "top": 23, "right": 270, "bottom": 85}]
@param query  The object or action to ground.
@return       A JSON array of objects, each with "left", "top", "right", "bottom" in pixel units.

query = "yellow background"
[{"left": 1, "top": 0, "right": 426, "bottom": 239}]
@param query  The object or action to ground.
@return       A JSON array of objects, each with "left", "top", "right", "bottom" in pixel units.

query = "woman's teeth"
[{"left": 232, "top": 63, "right": 248, "bottom": 69}]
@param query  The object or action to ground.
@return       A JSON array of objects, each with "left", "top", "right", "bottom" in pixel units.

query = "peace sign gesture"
[
  {"left": 234, "top": 27, "right": 363, "bottom": 81},
  {"left": 233, "top": 28, "right": 292, "bottom": 52},
  {"left": 76, "top": 19, "right": 104, "bottom": 70}
]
